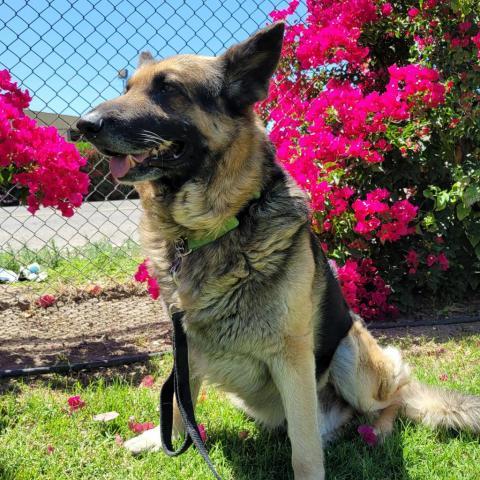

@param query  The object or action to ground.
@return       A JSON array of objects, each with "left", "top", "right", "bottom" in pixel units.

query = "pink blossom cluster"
[
  {"left": 268, "top": 64, "right": 445, "bottom": 174},
  {"left": 473, "top": 32, "right": 480, "bottom": 59},
  {"left": 406, "top": 249, "right": 449, "bottom": 274},
  {"left": 352, "top": 189, "right": 417, "bottom": 243},
  {"left": 335, "top": 258, "right": 398, "bottom": 320},
  {"left": 0, "top": 70, "right": 89, "bottom": 216},
  {"left": 259, "top": 0, "right": 469, "bottom": 319},
  {"left": 134, "top": 259, "right": 160, "bottom": 299}
]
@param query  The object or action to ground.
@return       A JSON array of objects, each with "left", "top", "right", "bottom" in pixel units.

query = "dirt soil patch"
[
  {"left": 1, "top": 283, "right": 171, "bottom": 371},
  {"left": 1, "top": 282, "right": 479, "bottom": 372}
]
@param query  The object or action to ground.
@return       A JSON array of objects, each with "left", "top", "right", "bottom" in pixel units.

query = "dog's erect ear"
[
  {"left": 220, "top": 22, "right": 285, "bottom": 109},
  {"left": 138, "top": 51, "right": 155, "bottom": 68}
]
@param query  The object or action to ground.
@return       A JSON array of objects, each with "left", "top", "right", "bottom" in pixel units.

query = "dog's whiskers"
[{"left": 139, "top": 130, "right": 168, "bottom": 145}]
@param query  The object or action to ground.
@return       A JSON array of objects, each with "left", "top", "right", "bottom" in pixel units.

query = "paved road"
[{"left": 0, "top": 200, "right": 142, "bottom": 251}]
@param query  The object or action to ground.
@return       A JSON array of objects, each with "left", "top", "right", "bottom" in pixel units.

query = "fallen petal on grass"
[
  {"left": 357, "top": 424, "right": 378, "bottom": 446},
  {"left": 93, "top": 411, "right": 119, "bottom": 422},
  {"left": 114, "top": 434, "right": 124, "bottom": 446},
  {"left": 46, "top": 445, "right": 54, "bottom": 455},
  {"left": 67, "top": 395, "right": 86, "bottom": 412},
  {"left": 198, "top": 423, "right": 207, "bottom": 443},
  {"left": 140, "top": 375, "right": 155, "bottom": 388},
  {"left": 439, "top": 373, "right": 449, "bottom": 381},
  {"left": 128, "top": 417, "right": 155, "bottom": 433}
]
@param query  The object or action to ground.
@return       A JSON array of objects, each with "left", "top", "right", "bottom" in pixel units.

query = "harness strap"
[{"left": 160, "top": 311, "right": 222, "bottom": 480}]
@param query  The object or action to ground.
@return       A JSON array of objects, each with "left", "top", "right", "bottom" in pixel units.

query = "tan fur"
[
  {"left": 171, "top": 117, "right": 264, "bottom": 236},
  {"left": 331, "top": 318, "right": 480, "bottom": 440}
]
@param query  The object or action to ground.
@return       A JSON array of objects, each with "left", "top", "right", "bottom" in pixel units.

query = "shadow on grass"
[
  {"left": 0, "top": 464, "right": 17, "bottom": 480},
  {"left": 0, "top": 356, "right": 163, "bottom": 395},
  {"left": 373, "top": 321, "right": 480, "bottom": 345},
  {"left": 208, "top": 420, "right": 410, "bottom": 480}
]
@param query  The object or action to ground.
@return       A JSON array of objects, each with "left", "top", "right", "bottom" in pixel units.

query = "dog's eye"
[{"left": 156, "top": 82, "right": 177, "bottom": 94}]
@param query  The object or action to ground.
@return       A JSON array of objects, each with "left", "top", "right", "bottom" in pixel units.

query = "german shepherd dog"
[{"left": 77, "top": 22, "right": 480, "bottom": 479}]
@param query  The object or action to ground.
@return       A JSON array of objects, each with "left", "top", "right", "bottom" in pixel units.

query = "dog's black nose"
[{"left": 76, "top": 112, "right": 104, "bottom": 134}]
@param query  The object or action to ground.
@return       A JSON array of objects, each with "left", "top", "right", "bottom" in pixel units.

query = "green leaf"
[
  {"left": 466, "top": 222, "right": 480, "bottom": 248},
  {"left": 422, "top": 213, "right": 438, "bottom": 233},
  {"left": 435, "top": 191, "right": 449, "bottom": 211},
  {"left": 468, "top": 273, "right": 480, "bottom": 290},
  {"left": 423, "top": 188, "right": 434, "bottom": 199},
  {"left": 463, "top": 184, "right": 480, "bottom": 207},
  {"left": 457, "top": 203, "right": 471, "bottom": 221}
]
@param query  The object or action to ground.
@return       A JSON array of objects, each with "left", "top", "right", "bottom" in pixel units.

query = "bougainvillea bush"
[
  {"left": 0, "top": 70, "right": 89, "bottom": 217},
  {"left": 258, "top": 0, "right": 480, "bottom": 320}
]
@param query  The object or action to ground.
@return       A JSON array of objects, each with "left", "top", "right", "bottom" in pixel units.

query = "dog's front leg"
[
  {"left": 124, "top": 375, "right": 202, "bottom": 455},
  {"left": 270, "top": 335, "right": 325, "bottom": 480}
]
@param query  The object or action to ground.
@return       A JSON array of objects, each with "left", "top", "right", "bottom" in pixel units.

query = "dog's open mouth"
[{"left": 107, "top": 141, "right": 186, "bottom": 182}]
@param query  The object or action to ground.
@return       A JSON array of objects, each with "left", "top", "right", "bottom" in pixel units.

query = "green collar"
[
  {"left": 187, "top": 216, "right": 239, "bottom": 251},
  {"left": 186, "top": 191, "right": 261, "bottom": 252}
]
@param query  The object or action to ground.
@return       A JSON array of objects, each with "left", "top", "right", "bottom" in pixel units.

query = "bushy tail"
[{"left": 401, "top": 380, "right": 480, "bottom": 433}]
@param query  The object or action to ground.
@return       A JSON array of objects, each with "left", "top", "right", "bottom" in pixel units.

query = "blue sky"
[{"left": 0, "top": 0, "right": 304, "bottom": 116}]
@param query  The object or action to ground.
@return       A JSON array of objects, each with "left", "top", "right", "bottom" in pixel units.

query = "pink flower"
[
  {"left": 88, "top": 284, "right": 102, "bottom": 296},
  {"left": 358, "top": 424, "right": 378, "bottom": 446},
  {"left": 134, "top": 261, "right": 149, "bottom": 282},
  {"left": 128, "top": 418, "right": 155, "bottom": 433},
  {"left": 67, "top": 395, "right": 86, "bottom": 411},
  {"left": 147, "top": 276, "right": 160, "bottom": 300},
  {"left": 437, "top": 252, "right": 449, "bottom": 271},
  {"left": 0, "top": 69, "right": 89, "bottom": 216},
  {"left": 426, "top": 254, "right": 437, "bottom": 267},
  {"left": 472, "top": 33, "right": 480, "bottom": 59},
  {"left": 269, "top": 0, "right": 299, "bottom": 21},
  {"left": 134, "top": 259, "right": 160, "bottom": 300},
  {"left": 140, "top": 375, "right": 155, "bottom": 388},
  {"left": 439, "top": 373, "right": 448, "bottom": 382},
  {"left": 407, "top": 8, "right": 420, "bottom": 19},
  {"left": 198, "top": 423, "right": 207, "bottom": 443},
  {"left": 381, "top": 3, "right": 393, "bottom": 16},
  {"left": 36, "top": 294, "right": 56, "bottom": 308},
  {"left": 46, "top": 445, "right": 55, "bottom": 455},
  {"left": 405, "top": 249, "right": 419, "bottom": 274}
]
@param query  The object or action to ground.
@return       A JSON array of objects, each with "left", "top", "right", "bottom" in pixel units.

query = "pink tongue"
[
  {"left": 109, "top": 156, "right": 131, "bottom": 179},
  {"left": 109, "top": 154, "right": 149, "bottom": 179}
]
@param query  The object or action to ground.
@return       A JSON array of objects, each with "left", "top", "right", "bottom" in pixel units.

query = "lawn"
[
  {"left": 0, "top": 334, "right": 479, "bottom": 480},
  {"left": 0, "top": 240, "right": 142, "bottom": 290}
]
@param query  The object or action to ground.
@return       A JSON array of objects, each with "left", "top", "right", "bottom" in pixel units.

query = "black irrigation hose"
[
  {"left": 1, "top": 316, "right": 479, "bottom": 379},
  {"left": 368, "top": 315, "right": 480, "bottom": 330},
  {"left": 0, "top": 351, "right": 169, "bottom": 379}
]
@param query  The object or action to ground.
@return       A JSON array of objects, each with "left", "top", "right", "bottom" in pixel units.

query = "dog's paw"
[{"left": 124, "top": 426, "right": 162, "bottom": 454}]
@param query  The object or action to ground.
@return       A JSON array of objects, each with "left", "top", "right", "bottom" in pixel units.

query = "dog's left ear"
[{"left": 221, "top": 22, "right": 285, "bottom": 109}]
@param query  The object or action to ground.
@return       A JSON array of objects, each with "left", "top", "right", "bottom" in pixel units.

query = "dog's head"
[{"left": 76, "top": 22, "right": 284, "bottom": 185}]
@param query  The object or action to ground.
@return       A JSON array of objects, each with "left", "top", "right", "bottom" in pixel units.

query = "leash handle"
[{"left": 160, "top": 311, "right": 222, "bottom": 480}]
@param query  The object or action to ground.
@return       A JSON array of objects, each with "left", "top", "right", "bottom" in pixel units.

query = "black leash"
[{"left": 160, "top": 311, "right": 222, "bottom": 480}]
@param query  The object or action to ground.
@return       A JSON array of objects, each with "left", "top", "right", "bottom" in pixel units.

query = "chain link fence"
[{"left": 0, "top": 0, "right": 302, "bottom": 371}]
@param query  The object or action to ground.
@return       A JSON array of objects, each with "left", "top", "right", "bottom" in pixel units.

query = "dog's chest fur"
[{"left": 138, "top": 176, "right": 319, "bottom": 394}]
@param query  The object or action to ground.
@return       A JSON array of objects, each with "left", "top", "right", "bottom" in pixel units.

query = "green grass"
[
  {"left": 1, "top": 335, "right": 479, "bottom": 480},
  {"left": 0, "top": 240, "right": 142, "bottom": 288}
]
